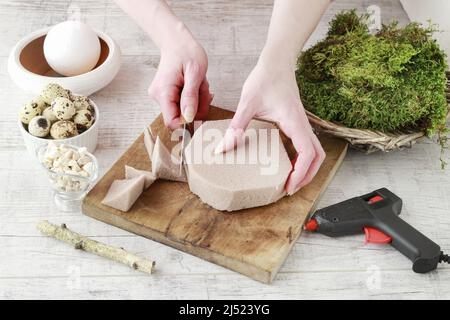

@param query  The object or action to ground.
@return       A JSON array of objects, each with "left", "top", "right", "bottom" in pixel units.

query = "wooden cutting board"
[{"left": 82, "top": 106, "right": 347, "bottom": 283}]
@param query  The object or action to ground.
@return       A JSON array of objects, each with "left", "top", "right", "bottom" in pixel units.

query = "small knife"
[{"left": 179, "top": 117, "right": 190, "bottom": 175}]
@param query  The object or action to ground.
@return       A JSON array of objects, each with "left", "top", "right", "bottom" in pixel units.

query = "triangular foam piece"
[
  {"left": 101, "top": 175, "right": 146, "bottom": 212},
  {"left": 152, "top": 136, "right": 187, "bottom": 182},
  {"left": 125, "top": 165, "right": 156, "bottom": 189},
  {"left": 144, "top": 127, "right": 155, "bottom": 159}
]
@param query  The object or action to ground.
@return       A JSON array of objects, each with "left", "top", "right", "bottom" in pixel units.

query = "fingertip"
[
  {"left": 214, "top": 139, "right": 225, "bottom": 154},
  {"left": 180, "top": 89, "right": 199, "bottom": 123},
  {"left": 225, "top": 127, "right": 244, "bottom": 151},
  {"left": 182, "top": 105, "right": 196, "bottom": 123},
  {"left": 287, "top": 187, "right": 300, "bottom": 197},
  {"left": 285, "top": 184, "right": 298, "bottom": 196},
  {"left": 168, "top": 117, "right": 181, "bottom": 130},
  {"left": 214, "top": 127, "right": 244, "bottom": 154},
  {"left": 285, "top": 169, "right": 304, "bottom": 196},
  {"left": 181, "top": 75, "right": 203, "bottom": 123}
]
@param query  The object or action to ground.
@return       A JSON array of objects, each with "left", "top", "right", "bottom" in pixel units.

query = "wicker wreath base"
[
  {"left": 305, "top": 73, "right": 450, "bottom": 153},
  {"left": 305, "top": 110, "right": 430, "bottom": 153}
]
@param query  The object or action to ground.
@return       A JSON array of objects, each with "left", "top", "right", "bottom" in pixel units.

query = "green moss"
[{"left": 296, "top": 10, "right": 448, "bottom": 136}]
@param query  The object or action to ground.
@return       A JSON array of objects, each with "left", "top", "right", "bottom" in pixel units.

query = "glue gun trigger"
[{"left": 364, "top": 227, "right": 392, "bottom": 244}]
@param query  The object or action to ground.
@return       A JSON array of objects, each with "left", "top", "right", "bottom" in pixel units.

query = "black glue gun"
[{"left": 304, "top": 188, "right": 449, "bottom": 273}]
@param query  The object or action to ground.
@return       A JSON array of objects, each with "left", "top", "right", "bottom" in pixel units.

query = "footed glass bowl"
[{"left": 36, "top": 144, "right": 98, "bottom": 212}]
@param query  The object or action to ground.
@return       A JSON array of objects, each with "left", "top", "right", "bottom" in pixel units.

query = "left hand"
[
  {"left": 147, "top": 28, "right": 212, "bottom": 129},
  {"left": 215, "top": 60, "right": 326, "bottom": 195}
]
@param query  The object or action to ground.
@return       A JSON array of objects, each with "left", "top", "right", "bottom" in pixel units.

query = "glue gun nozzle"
[{"left": 304, "top": 218, "right": 318, "bottom": 232}]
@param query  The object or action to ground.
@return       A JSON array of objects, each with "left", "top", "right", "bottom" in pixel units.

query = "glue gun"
[{"left": 304, "top": 188, "right": 449, "bottom": 273}]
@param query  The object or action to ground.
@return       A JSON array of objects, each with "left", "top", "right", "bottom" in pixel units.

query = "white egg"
[{"left": 44, "top": 21, "right": 101, "bottom": 77}]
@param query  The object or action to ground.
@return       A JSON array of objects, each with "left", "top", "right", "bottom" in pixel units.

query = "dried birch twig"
[{"left": 37, "top": 220, "right": 155, "bottom": 274}]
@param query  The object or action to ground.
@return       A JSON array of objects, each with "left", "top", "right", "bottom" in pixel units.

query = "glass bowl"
[{"left": 36, "top": 143, "right": 98, "bottom": 212}]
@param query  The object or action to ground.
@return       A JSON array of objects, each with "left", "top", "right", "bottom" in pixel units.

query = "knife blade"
[{"left": 179, "top": 118, "right": 190, "bottom": 175}]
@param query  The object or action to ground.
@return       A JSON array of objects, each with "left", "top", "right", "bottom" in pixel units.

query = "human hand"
[
  {"left": 148, "top": 33, "right": 213, "bottom": 129},
  {"left": 215, "top": 61, "right": 325, "bottom": 195}
]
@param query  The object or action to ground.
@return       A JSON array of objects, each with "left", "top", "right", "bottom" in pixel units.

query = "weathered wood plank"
[
  {"left": 1, "top": 270, "right": 449, "bottom": 300},
  {"left": 0, "top": 0, "right": 410, "bottom": 56},
  {"left": 2, "top": 0, "right": 449, "bottom": 299}
]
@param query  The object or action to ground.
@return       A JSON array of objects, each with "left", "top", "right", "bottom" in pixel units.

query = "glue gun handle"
[{"left": 374, "top": 212, "right": 441, "bottom": 273}]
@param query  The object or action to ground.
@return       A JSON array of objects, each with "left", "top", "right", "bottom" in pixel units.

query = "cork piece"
[
  {"left": 143, "top": 127, "right": 155, "bottom": 160},
  {"left": 125, "top": 165, "right": 156, "bottom": 189},
  {"left": 102, "top": 127, "right": 187, "bottom": 212},
  {"left": 151, "top": 136, "right": 187, "bottom": 182},
  {"left": 185, "top": 119, "right": 292, "bottom": 211},
  {"left": 101, "top": 175, "right": 146, "bottom": 212}
]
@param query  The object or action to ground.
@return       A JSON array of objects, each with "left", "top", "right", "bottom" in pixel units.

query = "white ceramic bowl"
[
  {"left": 8, "top": 26, "right": 121, "bottom": 96},
  {"left": 18, "top": 97, "right": 99, "bottom": 158}
]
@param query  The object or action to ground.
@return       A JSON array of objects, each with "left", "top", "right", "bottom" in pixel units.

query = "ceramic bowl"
[
  {"left": 18, "top": 97, "right": 100, "bottom": 158},
  {"left": 8, "top": 26, "right": 121, "bottom": 96}
]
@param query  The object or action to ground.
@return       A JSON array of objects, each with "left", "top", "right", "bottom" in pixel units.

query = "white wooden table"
[{"left": 1, "top": 0, "right": 449, "bottom": 300}]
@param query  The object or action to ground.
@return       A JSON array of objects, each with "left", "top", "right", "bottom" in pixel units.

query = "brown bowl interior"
[{"left": 19, "top": 35, "right": 109, "bottom": 77}]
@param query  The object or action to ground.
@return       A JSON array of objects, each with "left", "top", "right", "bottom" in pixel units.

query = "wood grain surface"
[
  {"left": 2, "top": 0, "right": 450, "bottom": 299},
  {"left": 83, "top": 106, "right": 348, "bottom": 283}
]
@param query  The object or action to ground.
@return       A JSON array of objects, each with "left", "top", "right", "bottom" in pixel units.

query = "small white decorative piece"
[
  {"left": 37, "top": 143, "right": 98, "bottom": 211},
  {"left": 367, "top": 5, "right": 381, "bottom": 34}
]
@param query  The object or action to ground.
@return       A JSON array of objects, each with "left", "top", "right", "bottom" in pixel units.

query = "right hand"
[
  {"left": 215, "top": 60, "right": 326, "bottom": 195},
  {"left": 148, "top": 34, "right": 213, "bottom": 129}
]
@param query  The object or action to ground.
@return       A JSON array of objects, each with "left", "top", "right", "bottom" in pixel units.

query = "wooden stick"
[{"left": 37, "top": 220, "right": 155, "bottom": 274}]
